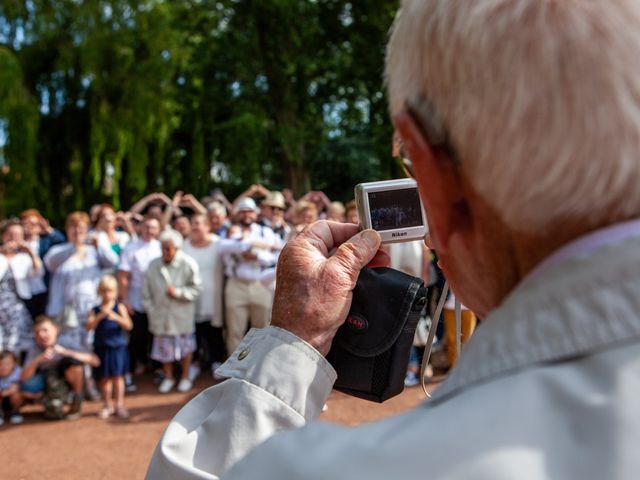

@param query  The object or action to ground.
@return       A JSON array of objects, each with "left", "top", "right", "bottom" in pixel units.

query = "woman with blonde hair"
[{"left": 44, "top": 212, "right": 119, "bottom": 353}]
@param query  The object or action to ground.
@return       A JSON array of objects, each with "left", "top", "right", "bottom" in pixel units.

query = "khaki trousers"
[
  {"left": 225, "top": 278, "right": 273, "bottom": 355},
  {"left": 444, "top": 309, "right": 477, "bottom": 368}
]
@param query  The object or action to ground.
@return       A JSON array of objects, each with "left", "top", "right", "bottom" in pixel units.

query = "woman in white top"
[
  {"left": 93, "top": 204, "right": 132, "bottom": 261},
  {"left": 0, "top": 220, "right": 44, "bottom": 354},
  {"left": 45, "top": 211, "right": 119, "bottom": 352},
  {"left": 182, "top": 213, "right": 261, "bottom": 378}
]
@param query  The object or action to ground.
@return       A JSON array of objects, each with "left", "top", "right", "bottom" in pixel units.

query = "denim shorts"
[{"left": 21, "top": 373, "right": 46, "bottom": 394}]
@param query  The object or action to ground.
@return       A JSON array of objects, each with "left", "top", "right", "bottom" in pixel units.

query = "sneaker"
[
  {"left": 124, "top": 374, "right": 137, "bottom": 393},
  {"left": 98, "top": 406, "right": 114, "bottom": 419},
  {"left": 188, "top": 364, "right": 201, "bottom": 381},
  {"left": 177, "top": 378, "right": 192, "bottom": 393},
  {"left": 404, "top": 372, "right": 419, "bottom": 388},
  {"left": 115, "top": 407, "right": 129, "bottom": 419},
  {"left": 158, "top": 378, "right": 175, "bottom": 394},
  {"left": 211, "top": 362, "right": 224, "bottom": 380},
  {"left": 66, "top": 396, "right": 83, "bottom": 420},
  {"left": 9, "top": 413, "right": 24, "bottom": 425}
]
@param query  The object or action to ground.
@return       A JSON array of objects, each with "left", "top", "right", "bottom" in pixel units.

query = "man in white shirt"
[
  {"left": 222, "top": 197, "right": 281, "bottom": 354},
  {"left": 118, "top": 218, "right": 161, "bottom": 377},
  {"left": 147, "top": 2, "right": 640, "bottom": 479}
]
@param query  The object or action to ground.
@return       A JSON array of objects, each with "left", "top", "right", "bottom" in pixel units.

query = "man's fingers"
[
  {"left": 298, "top": 220, "right": 360, "bottom": 256},
  {"left": 368, "top": 249, "right": 391, "bottom": 268},
  {"left": 328, "top": 230, "right": 381, "bottom": 282}
]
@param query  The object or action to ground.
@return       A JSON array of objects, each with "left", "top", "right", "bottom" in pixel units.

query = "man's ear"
[{"left": 393, "top": 110, "right": 470, "bottom": 256}]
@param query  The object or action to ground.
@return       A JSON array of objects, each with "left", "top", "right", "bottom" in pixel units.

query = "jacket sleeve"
[
  {"left": 141, "top": 269, "right": 155, "bottom": 316},
  {"left": 173, "top": 260, "right": 202, "bottom": 302},
  {"left": 96, "top": 236, "right": 120, "bottom": 268},
  {"left": 256, "top": 248, "right": 278, "bottom": 268},
  {"left": 43, "top": 244, "right": 75, "bottom": 272},
  {"left": 145, "top": 327, "right": 336, "bottom": 479},
  {"left": 215, "top": 239, "right": 252, "bottom": 255}
]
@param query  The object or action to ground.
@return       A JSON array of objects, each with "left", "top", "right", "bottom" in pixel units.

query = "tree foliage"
[{"left": 0, "top": 0, "right": 400, "bottom": 224}]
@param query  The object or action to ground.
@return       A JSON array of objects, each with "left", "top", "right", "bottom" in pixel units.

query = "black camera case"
[{"left": 327, "top": 267, "right": 426, "bottom": 402}]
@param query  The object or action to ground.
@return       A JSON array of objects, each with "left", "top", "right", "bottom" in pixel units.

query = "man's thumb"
[{"left": 328, "top": 229, "right": 381, "bottom": 281}]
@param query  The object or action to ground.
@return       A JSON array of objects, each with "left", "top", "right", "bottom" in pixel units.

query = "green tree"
[{"left": 0, "top": 0, "right": 400, "bottom": 223}]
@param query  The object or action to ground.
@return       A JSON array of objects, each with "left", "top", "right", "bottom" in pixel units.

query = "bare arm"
[
  {"left": 21, "top": 350, "right": 51, "bottom": 381},
  {"left": 86, "top": 309, "right": 107, "bottom": 331},
  {"left": 19, "top": 242, "right": 44, "bottom": 276},
  {"left": 181, "top": 194, "right": 207, "bottom": 215},
  {"left": 21, "top": 358, "right": 40, "bottom": 381},
  {"left": 161, "top": 191, "right": 183, "bottom": 230},
  {"left": 54, "top": 345, "right": 100, "bottom": 367},
  {"left": 117, "top": 270, "right": 130, "bottom": 305},
  {"left": 129, "top": 193, "right": 168, "bottom": 215},
  {"left": 114, "top": 304, "right": 133, "bottom": 331}
]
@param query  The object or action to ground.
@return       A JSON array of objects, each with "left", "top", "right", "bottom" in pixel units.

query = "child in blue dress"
[{"left": 87, "top": 275, "right": 132, "bottom": 419}]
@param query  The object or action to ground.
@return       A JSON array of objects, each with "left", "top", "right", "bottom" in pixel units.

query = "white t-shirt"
[
  {"left": 183, "top": 238, "right": 221, "bottom": 323},
  {"left": 183, "top": 236, "right": 255, "bottom": 327},
  {"left": 119, "top": 239, "right": 162, "bottom": 312}
]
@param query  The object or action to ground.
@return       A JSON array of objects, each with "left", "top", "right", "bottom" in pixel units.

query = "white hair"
[
  {"left": 386, "top": 0, "right": 640, "bottom": 232},
  {"left": 207, "top": 201, "right": 227, "bottom": 217},
  {"left": 159, "top": 229, "right": 183, "bottom": 249}
]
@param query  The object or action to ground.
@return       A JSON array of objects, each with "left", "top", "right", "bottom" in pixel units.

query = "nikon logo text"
[{"left": 391, "top": 231, "right": 408, "bottom": 238}]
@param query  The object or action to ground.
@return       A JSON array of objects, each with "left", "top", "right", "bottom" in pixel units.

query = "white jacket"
[
  {"left": 0, "top": 253, "right": 44, "bottom": 300},
  {"left": 147, "top": 235, "right": 640, "bottom": 479},
  {"left": 142, "top": 251, "right": 202, "bottom": 336}
]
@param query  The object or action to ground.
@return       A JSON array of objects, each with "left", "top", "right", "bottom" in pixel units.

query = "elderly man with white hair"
[
  {"left": 142, "top": 229, "right": 202, "bottom": 393},
  {"left": 147, "top": 1, "right": 640, "bottom": 478}
]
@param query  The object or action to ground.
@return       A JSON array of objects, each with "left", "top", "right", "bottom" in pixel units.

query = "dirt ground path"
[{"left": 0, "top": 374, "right": 441, "bottom": 479}]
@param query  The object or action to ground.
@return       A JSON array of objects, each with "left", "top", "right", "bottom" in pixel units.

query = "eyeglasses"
[{"left": 394, "top": 135, "right": 416, "bottom": 179}]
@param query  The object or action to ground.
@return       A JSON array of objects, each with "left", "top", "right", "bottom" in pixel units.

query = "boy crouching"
[{"left": 21, "top": 316, "right": 99, "bottom": 420}]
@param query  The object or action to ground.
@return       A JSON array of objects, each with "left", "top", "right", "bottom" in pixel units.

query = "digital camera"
[{"left": 354, "top": 178, "right": 427, "bottom": 244}]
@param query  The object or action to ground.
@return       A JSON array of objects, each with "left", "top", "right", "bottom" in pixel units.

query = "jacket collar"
[{"left": 430, "top": 235, "right": 640, "bottom": 403}]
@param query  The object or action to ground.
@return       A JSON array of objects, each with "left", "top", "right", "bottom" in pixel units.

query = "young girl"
[
  {"left": 0, "top": 351, "right": 24, "bottom": 425},
  {"left": 87, "top": 275, "right": 132, "bottom": 419}
]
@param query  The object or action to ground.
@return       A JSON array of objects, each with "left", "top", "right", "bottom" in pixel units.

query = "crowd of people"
[{"left": 0, "top": 185, "right": 398, "bottom": 423}]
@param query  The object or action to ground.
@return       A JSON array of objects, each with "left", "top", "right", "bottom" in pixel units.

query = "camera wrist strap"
[
  {"left": 419, "top": 282, "right": 462, "bottom": 397},
  {"left": 420, "top": 281, "right": 448, "bottom": 397}
]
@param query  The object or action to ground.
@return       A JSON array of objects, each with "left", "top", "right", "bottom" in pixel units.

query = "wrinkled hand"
[{"left": 271, "top": 221, "right": 380, "bottom": 356}]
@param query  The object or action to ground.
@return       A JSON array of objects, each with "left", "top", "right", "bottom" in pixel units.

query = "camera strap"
[{"left": 419, "top": 281, "right": 462, "bottom": 397}]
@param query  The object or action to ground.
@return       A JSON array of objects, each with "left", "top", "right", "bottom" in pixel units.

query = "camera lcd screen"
[{"left": 368, "top": 188, "right": 423, "bottom": 231}]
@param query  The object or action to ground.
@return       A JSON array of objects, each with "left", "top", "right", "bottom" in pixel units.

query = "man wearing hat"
[
  {"left": 259, "top": 191, "right": 291, "bottom": 242},
  {"left": 222, "top": 197, "right": 281, "bottom": 354}
]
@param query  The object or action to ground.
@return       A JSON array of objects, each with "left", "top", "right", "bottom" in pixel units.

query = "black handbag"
[{"left": 326, "top": 267, "right": 427, "bottom": 402}]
